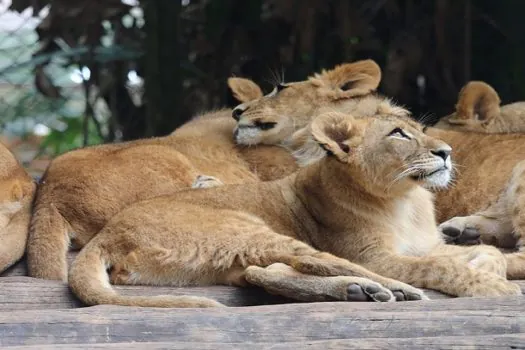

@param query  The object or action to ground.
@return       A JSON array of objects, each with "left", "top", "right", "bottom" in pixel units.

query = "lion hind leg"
[{"left": 244, "top": 262, "right": 394, "bottom": 302}]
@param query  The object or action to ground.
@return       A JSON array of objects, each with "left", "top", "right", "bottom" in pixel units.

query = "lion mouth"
[{"left": 410, "top": 167, "right": 448, "bottom": 180}]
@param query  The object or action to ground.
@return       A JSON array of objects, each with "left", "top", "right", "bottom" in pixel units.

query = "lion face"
[
  {"left": 230, "top": 60, "right": 410, "bottom": 146},
  {"left": 306, "top": 112, "right": 453, "bottom": 193}
]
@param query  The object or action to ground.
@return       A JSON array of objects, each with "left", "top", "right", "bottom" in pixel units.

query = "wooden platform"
[{"left": 2, "top": 257, "right": 525, "bottom": 349}]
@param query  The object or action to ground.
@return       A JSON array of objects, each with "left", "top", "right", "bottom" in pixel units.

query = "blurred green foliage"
[{"left": 39, "top": 116, "right": 103, "bottom": 156}]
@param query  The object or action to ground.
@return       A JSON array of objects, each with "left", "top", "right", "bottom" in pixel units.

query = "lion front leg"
[
  {"left": 353, "top": 250, "right": 520, "bottom": 297},
  {"left": 432, "top": 244, "right": 508, "bottom": 278}
]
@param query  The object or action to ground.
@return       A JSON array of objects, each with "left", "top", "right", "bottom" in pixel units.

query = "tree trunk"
[{"left": 143, "top": 0, "right": 182, "bottom": 137}]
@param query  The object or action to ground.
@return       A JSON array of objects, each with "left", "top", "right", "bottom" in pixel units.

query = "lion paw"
[
  {"left": 439, "top": 217, "right": 482, "bottom": 246},
  {"left": 345, "top": 279, "right": 395, "bottom": 302},
  {"left": 379, "top": 279, "right": 429, "bottom": 301},
  {"left": 192, "top": 175, "right": 224, "bottom": 189}
]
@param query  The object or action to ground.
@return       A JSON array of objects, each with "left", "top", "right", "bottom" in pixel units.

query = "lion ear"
[
  {"left": 452, "top": 81, "right": 501, "bottom": 124},
  {"left": 314, "top": 60, "right": 381, "bottom": 99},
  {"left": 228, "top": 77, "right": 263, "bottom": 103},
  {"left": 310, "top": 112, "right": 362, "bottom": 161}
]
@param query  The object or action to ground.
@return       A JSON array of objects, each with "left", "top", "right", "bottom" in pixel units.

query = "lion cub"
[
  {"left": 28, "top": 60, "right": 385, "bottom": 282},
  {"left": 68, "top": 113, "right": 519, "bottom": 309},
  {"left": 434, "top": 81, "right": 525, "bottom": 133},
  {"left": 0, "top": 142, "right": 36, "bottom": 273},
  {"left": 231, "top": 68, "right": 525, "bottom": 280}
]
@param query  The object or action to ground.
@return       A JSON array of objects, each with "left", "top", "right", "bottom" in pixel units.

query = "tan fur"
[
  {"left": 68, "top": 113, "right": 520, "bottom": 308},
  {"left": 427, "top": 128, "right": 525, "bottom": 278},
  {"left": 231, "top": 67, "right": 525, "bottom": 280},
  {"left": 231, "top": 60, "right": 409, "bottom": 147},
  {"left": 28, "top": 60, "right": 389, "bottom": 281},
  {"left": 434, "top": 81, "right": 525, "bottom": 133},
  {"left": 0, "top": 142, "right": 36, "bottom": 273}
]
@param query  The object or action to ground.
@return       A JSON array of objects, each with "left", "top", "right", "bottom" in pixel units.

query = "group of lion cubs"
[{"left": 1, "top": 59, "right": 525, "bottom": 307}]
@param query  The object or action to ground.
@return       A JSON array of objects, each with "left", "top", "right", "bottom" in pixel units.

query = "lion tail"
[{"left": 68, "top": 243, "right": 224, "bottom": 308}]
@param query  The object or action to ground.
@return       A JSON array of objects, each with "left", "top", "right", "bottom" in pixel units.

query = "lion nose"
[
  {"left": 431, "top": 147, "right": 451, "bottom": 161},
  {"left": 232, "top": 108, "right": 244, "bottom": 121}
]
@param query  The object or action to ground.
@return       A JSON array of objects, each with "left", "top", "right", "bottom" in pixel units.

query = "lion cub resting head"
[
  {"left": 434, "top": 81, "right": 525, "bottom": 133},
  {"left": 231, "top": 59, "right": 408, "bottom": 146},
  {"left": 68, "top": 113, "right": 518, "bottom": 309},
  {"left": 0, "top": 142, "right": 36, "bottom": 273}
]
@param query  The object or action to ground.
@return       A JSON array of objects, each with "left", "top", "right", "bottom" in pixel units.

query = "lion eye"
[
  {"left": 388, "top": 127, "right": 411, "bottom": 139},
  {"left": 255, "top": 121, "right": 277, "bottom": 130}
]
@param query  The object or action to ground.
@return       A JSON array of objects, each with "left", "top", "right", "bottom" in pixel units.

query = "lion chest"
[{"left": 388, "top": 191, "right": 443, "bottom": 256}]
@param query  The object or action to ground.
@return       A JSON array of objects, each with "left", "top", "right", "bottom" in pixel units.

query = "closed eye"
[
  {"left": 254, "top": 121, "right": 277, "bottom": 130},
  {"left": 387, "top": 127, "right": 411, "bottom": 140}
]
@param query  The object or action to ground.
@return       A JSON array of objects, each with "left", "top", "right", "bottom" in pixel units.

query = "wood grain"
[
  {"left": 3, "top": 334, "right": 525, "bottom": 349},
  {"left": 0, "top": 300, "right": 524, "bottom": 346},
  {"left": 2, "top": 257, "right": 525, "bottom": 347}
]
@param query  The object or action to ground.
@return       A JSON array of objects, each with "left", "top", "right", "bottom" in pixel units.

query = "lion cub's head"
[
  {"left": 303, "top": 112, "right": 453, "bottom": 194},
  {"left": 229, "top": 60, "right": 408, "bottom": 146}
]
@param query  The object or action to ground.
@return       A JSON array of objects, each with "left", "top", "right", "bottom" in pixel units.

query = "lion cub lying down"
[
  {"left": 435, "top": 81, "right": 525, "bottom": 133},
  {"left": 0, "top": 142, "right": 36, "bottom": 273},
  {"left": 68, "top": 112, "right": 520, "bottom": 308},
  {"left": 28, "top": 59, "right": 384, "bottom": 282},
  {"left": 232, "top": 68, "right": 525, "bottom": 280}
]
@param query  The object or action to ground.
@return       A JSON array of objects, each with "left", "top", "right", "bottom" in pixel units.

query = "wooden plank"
[
  {"left": 0, "top": 300, "right": 525, "bottom": 346},
  {"left": 0, "top": 276, "right": 292, "bottom": 310},
  {"left": 0, "top": 275, "right": 462, "bottom": 311},
  {"left": 1, "top": 276, "right": 525, "bottom": 311},
  {"left": 0, "top": 277, "right": 82, "bottom": 310},
  {"left": 1, "top": 275, "right": 524, "bottom": 311},
  {"left": 3, "top": 334, "right": 525, "bottom": 349}
]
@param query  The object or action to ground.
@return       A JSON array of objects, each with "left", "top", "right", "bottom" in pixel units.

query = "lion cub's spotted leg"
[{"left": 191, "top": 175, "right": 224, "bottom": 189}]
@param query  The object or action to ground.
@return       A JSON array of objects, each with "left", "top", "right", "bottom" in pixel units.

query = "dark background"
[{"left": 8, "top": 0, "right": 525, "bottom": 143}]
